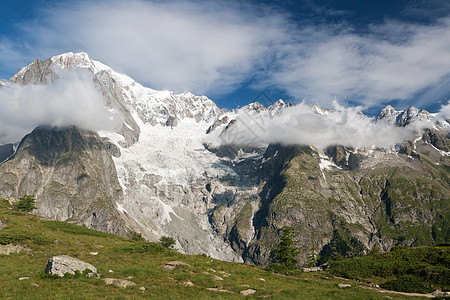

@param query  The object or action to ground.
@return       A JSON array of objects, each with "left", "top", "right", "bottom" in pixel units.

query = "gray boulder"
[
  {"left": 45, "top": 255, "right": 97, "bottom": 277},
  {"left": 104, "top": 278, "right": 136, "bottom": 288}
]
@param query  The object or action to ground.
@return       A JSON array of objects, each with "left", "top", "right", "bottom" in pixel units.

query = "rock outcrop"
[
  {"left": 45, "top": 255, "right": 97, "bottom": 276},
  {"left": 0, "top": 126, "right": 129, "bottom": 236}
]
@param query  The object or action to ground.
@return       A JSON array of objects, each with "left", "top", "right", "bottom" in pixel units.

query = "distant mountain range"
[{"left": 0, "top": 52, "right": 448, "bottom": 264}]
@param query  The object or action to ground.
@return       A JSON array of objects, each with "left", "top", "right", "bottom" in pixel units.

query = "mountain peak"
[
  {"left": 311, "top": 104, "right": 330, "bottom": 116},
  {"left": 376, "top": 105, "right": 400, "bottom": 124},
  {"left": 396, "top": 106, "right": 433, "bottom": 127}
]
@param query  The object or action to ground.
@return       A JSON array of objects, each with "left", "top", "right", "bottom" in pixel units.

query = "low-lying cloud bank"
[
  {"left": 0, "top": 69, "right": 115, "bottom": 144},
  {"left": 210, "top": 101, "right": 446, "bottom": 150}
]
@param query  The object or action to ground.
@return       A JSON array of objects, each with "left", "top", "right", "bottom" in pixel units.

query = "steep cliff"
[
  {"left": 0, "top": 126, "right": 128, "bottom": 236},
  {"left": 241, "top": 139, "right": 449, "bottom": 265}
]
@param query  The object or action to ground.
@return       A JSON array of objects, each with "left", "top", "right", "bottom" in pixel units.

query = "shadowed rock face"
[
  {"left": 0, "top": 144, "right": 14, "bottom": 164},
  {"left": 0, "top": 126, "right": 128, "bottom": 236},
  {"left": 422, "top": 128, "right": 450, "bottom": 152},
  {"left": 240, "top": 139, "right": 450, "bottom": 265}
]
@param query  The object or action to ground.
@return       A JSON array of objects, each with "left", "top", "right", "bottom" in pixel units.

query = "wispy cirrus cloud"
[{"left": 256, "top": 17, "right": 450, "bottom": 108}]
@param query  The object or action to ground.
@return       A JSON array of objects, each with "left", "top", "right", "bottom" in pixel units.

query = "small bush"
[
  {"left": 0, "top": 198, "right": 11, "bottom": 209},
  {"left": 31, "top": 235, "right": 54, "bottom": 246},
  {"left": 159, "top": 236, "right": 176, "bottom": 249},
  {"left": 0, "top": 229, "right": 30, "bottom": 245},
  {"left": 120, "top": 241, "right": 166, "bottom": 253},
  {"left": 128, "top": 231, "right": 145, "bottom": 242},
  {"left": 329, "top": 246, "right": 450, "bottom": 293},
  {"left": 13, "top": 195, "right": 37, "bottom": 212},
  {"left": 265, "top": 263, "right": 303, "bottom": 276},
  {"left": 381, "top": 275, "right": 433, "bottom": 294},
  {"left": 266, "top": 263, "right": 290, "bottom": 274}
]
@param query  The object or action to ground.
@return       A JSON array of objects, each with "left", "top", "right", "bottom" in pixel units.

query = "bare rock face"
[
  {"left": 0, "top": 126, "right": 128, "bottom": 236},
  {"left": 422, "top": 128, "right": 450, "bottom": 152},
  {"left": 0, "top": 144, "right": 15, "bottom": 164},
  {"left": 45, "top": 255, "right": 97, "bottom": 277}
]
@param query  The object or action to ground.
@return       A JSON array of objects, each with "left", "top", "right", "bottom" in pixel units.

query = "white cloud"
[
  {"left": 14, "top": 0, "right": 288, "bottom": 96},
  {"left": 0, "top": 69, "right": 115, "bottom": 144},
  {"left": 436, "top": 101, "right": 450, "bottom": 121},
  {"left": 0, "top": 0, "right": 449, "bottom": 111},
  {"left": 257, "top": 18, "right": 450, "bottom": 108},
  {"left": 210, "top": 102, "right": 417, "bottom": 149}
]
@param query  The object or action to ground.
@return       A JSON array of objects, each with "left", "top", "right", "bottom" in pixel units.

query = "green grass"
[
  {"left": 0, "top": 202, "right": 431, "bottom": 299},
  {"left": 329, "top": 245, "right": 450, "bottom": 293}
]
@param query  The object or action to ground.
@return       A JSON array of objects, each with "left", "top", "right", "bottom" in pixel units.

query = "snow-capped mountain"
[
  {"left": 376, "top": 104, "right": 437, "bottom": 127},
  {"left": 0, "top": 52, "right": 449, "bottom": 265}
]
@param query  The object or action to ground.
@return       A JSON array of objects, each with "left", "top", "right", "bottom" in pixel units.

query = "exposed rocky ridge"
[
  {"left": 0, "top": 126, "right": 129, "bottom": 236},
  {"left": 0, "top": 52, "right": 449, "bottom": 265},
  {"left": 9, "top": 52, "right": 220, "bottom": 147},
  {"left": 376, "top": 105, "right": 439, "bottom": 128}
]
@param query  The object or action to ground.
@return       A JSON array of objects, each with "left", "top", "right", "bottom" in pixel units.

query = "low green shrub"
[
  {"left": 31, "top": 234, "right": 54, "bottom": 246},
  {"left": 0, "top": 198, "right": 11, "bottom": 209},
  {"left": 265, "top": 263, "right": 302, "bottom": 276},
  {"left": 119, "top": 241, "right": 166, "bottom": 253},
  {"left": 159, "top": 236, "right": 175, "bottom": 249},
  {"left": 42, "top": 220, "right": 118, "bottom": 239},
  {"left": 128, "top": 231, "right": 145, "bottom": 241},
  {"left": 0, "top": 229, "right": 30, "bottom": 245},
  {"left": 380, "top": 275, "right": 433, "bottom": 293},
  {"left": 329, "top": 246, "right": 450, "bottom": 293}
]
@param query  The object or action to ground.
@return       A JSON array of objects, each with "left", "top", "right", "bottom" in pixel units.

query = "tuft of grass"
[
  {"left": 42, "top": 220, "right": 123, "bottom": 239},
  {"left": 0, "top": 229, "right": 31, "bottom": 245},
  {"left": 118, "top": 240, "right": 166, "bottom": 254}
]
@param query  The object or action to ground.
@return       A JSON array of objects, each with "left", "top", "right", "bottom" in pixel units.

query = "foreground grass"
[
  {"left": 0, "top": 200, "right": 429, "bottom": 299},
  {"left": 329, "top": 246, "right": 449, "bottom": 294}
]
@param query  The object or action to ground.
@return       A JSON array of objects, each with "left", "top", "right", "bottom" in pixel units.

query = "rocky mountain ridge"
[{"left": 0, "top": 52, "right": 448, "bottom": 265}]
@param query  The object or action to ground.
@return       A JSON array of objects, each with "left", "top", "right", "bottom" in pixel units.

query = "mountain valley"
[{"left": 0, "top": 52, "right": 448, "bottom": 266}]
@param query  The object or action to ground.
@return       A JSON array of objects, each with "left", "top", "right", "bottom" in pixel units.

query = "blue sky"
[{"left": 1, "top": 0, "right": 450, "bottom": 114}]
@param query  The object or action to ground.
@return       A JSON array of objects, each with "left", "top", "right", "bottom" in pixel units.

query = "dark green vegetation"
[
  {"left": 0, "top": 198, "right": 428, "bottom": 299},
  {"left": 159, "top": 236, "right": 176, "bottom": 249},
  {"left": 271, "top": 227, "right": 299, "bottom": 269},
  {"left": 12, "top": 195, "right": 37, "bottom": 212},
  {"left": 329, "top": 245, "right": 450, "bottom": 294}
]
